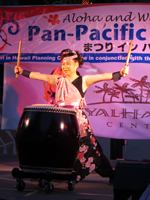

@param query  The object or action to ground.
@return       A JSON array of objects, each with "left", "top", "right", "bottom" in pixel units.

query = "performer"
[
  {"left": 14, "top": 50, "right": 129, "bottom": 184},
  {"left": 43, "top": 49, "right": 80, "bottom": 104},
  {"left": 43, "top": 49, "right": 71, "bottom": 103}
]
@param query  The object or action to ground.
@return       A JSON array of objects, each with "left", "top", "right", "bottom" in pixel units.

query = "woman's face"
[{"left": 61, "top": 59, "right": 78, "bottom": 76}]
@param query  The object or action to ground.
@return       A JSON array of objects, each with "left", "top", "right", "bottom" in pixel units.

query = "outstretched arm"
[
  {"left": 14, "top": 65, "right": 58, "bottom": 85},
  {"left": 82, "top": 65, "right": 129, "bottom": 92}
]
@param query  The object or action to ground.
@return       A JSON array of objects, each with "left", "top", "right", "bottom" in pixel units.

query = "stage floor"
[
  {"left": 1, "top": 154, "right": 149, "bottom": 200},
  {"left": 0, "top": 154, "right": 115, "bottom": 200}
]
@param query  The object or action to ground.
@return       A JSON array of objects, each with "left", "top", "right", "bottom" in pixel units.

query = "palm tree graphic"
[
  {"left": 130, "top": 76, "right": 150, "bottom": 103},
  {"left": 89, "top": 75, "right": 150, "bottom": 105},
  {"left": 113, "top": 83, "right": 134, "bottom": 103},
  {"left": 94, "top": 82, "right": 111, "bottom": 102},
  {"left": 143, "top": 88, "right": 150, "bottom": 103},
  {"left": 125, "top": 91, "right": 139, "bottom": 102},
  {"left": 107, "top": 88, "right": 120, "bottom": 102}
]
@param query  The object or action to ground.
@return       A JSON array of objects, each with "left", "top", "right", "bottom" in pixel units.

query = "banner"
[{"left": 1, "top": 4, "right": 150, "bottom": 139}]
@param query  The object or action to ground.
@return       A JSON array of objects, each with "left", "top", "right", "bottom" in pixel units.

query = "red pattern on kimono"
[{"left": 55, "top": 76, "right": 101, "bottom": 182}]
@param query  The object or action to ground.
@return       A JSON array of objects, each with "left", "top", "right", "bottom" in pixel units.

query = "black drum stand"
[{"left": 12, "top": 167, "right": 77, "bottom": 193}]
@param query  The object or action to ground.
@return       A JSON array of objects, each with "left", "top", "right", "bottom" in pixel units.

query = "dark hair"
[
  {"left": 73, "top": 51, "right": 84, "bottom": 67},
  {"left": 60, "top": 49, "right": 84, "bottom": 67},
  {"left": 60, "top": 49, "right": 72, "bottom": 60}
]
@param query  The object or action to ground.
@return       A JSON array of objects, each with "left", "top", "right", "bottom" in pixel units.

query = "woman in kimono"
[
  {"left": 43, "top": 49, "right": 81, "bottom": 104},
  {"left": 14, "top": 50, "right": 129, "bottom": 184}
]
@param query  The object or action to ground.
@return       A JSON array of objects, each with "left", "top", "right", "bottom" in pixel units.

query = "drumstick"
[
  {"left": 16, "top": 41, "right": 22, "bottom": 78},
  {"left": 126, "top": 40, "right": 133, "bottom": 66},
  {"left": 122, "top": 40, "right": 133, "bottom": 77}
]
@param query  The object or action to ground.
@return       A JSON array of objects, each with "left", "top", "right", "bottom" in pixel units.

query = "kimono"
[{"left": 55, "top": 76, "right": 101, "bottom": 182}]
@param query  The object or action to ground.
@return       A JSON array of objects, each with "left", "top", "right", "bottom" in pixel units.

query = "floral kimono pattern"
[{"left": 55, "top": 76, "right": 101, "bottom": 182}]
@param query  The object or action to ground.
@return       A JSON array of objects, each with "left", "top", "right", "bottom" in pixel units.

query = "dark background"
[{"left": 2, "top": 0, "right": 150, "bottom": 6}]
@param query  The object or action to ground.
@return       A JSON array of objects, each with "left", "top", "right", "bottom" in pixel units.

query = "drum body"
[{"left": 15, "top": 105, "right": 79, "bottom": 172}]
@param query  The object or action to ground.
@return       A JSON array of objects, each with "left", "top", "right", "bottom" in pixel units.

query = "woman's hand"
[
  {"left": 120, "top": 65, "right": 129, "bottom": 77},
  {"left": 14, "top": 66, "right": 23, "bottom": 75}
]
